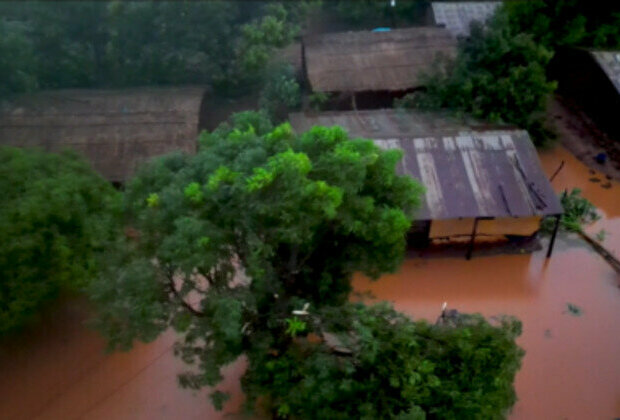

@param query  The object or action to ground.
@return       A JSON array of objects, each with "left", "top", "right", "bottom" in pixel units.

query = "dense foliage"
[
  {"left": 258, "top": 64, "right": 301, "bottom": 122},
  {"left": 244, "top": 303, "right": 524, "bottom": 419},
  {"left": 503, "top": 0, "right": 620, "bottom": 50},
  {"left": 89, "top": 115, "right": 523, "bottom": 417},
  {"left": 0, "top": 1, "right": 311, "bottom": 96},
  {"left": 398, "top": 12, "right": 557, "bottom": 145},
  {"left": 541, "top": 188, "right": 599, "bottom": 233},
  {"left": 91, "top": 117, "right": 423, "bottom": 349},
  {"left": 0, "top": 147, "right": 119, "bottom": 335}
]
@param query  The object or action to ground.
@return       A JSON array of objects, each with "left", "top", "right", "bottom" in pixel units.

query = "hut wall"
[{"left": 429, "top": 216, "right": 541, "bottom": 239}]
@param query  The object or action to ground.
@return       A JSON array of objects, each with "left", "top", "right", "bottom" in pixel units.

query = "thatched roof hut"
[
  {"left": 290, "top": 109, "right": 562, "bottom": 247},
  {"left": 302, "top": 27, "right": 457, "bottom": 93},
  {"left": 431, "top": 2, "right": 500, "bottom": 37},
  {"left": 0, "top": 87, "right": 205, "bottom": 182}
]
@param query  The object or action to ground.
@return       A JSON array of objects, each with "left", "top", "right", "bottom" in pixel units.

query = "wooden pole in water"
[
  {"left": 546, "top": 214, "right": 561, "bottom": 258},
  {"left": 466, "top": 218, "right": 479, "bottom": 260}
]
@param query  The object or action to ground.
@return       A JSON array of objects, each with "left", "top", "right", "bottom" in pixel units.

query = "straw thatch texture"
[
  {"left": 303, "top": 27, "right": 457, "bottom": 93},
  {"left": 0, "top": 87, "right": 205, "bottom": 182}
]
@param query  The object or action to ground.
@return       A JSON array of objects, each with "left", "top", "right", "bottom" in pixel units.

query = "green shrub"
[
  {"left": 541, "top": 188, "right": 599, "bottom": 233},
  {"left": 406, "top": 11, "right": 557, "bottom": 146},
  {"left": 0, "top": 147, "right": 120, "bottom": 335},
  {"left": 258, "top": 64, "right": 301, "bottom": 122},
  {"left": 244, "top": 303, "right": 524, "bottom": 419}
]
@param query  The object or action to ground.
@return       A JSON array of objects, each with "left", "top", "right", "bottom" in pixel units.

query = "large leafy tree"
[
  {"left": 0, "top": 1, "right": 310, "bottom": 93},
  {"left": 0, "top": 147, "right": 120, "bottom": 335},
  {"left": 91, "top": 116, "right": 422, "bottom": 349},
  {"left": 90, "top": 114, "right": 524, "bottom": 417},
  {"left": 401, "top": 11, "right": 557, "bottom": 145}
]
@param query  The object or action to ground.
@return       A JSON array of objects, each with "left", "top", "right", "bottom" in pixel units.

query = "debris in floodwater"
[
  {"left": 564, "top": 303, "right": 583, "bottom": 316},
  {"left": 600, "top": 182, "right": 612, "bottom": 189},
  {"left": 595, "top": 229, "right": 607, "bottom": 242},
  {"left": 544, "top": 329, "right": 552, "bottom": 338},
  {"left": 588, "top": 177, "right": 601, "bottom": 183}
]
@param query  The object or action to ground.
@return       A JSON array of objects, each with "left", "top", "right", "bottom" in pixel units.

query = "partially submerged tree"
[
  {"left": 0, "top": 147, "right": 119, "bottom": 335},
  {"left": 90, "top": 115, "right": 523, "bottom": 418}
]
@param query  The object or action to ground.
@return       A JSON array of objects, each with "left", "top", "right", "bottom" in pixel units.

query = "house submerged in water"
[{"left": 290, "top": 109, "right": 563, "bottom": 257}]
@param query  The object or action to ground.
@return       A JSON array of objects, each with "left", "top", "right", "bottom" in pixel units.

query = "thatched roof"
[
  {"left": 0, "top": 87, "right": 205, "bottom": 182},
  {"left": 591, "top": 51, "right": 620, "bottom": 95},
  {"left": 431, "top": 2, "right": 500, "bottom": 37},
  {"left": 290, "top": 109, "right": 562, "bottom": 220},
  {"left": 303, "top": 27, "right": 457, "bottom": 93}
]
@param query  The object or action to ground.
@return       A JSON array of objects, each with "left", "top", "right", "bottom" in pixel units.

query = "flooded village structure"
[
  {"left": 302, "top": 26, "right": 456, "bottom": 109},
  {"left": 1, "top": 4, "right": 619, "bottom": 419},
  {"left": 290, "top": 110, "right": 563, "bottom": 258},
  {"left": 0, "top": 88, "right": 205, "bottom": 183}
]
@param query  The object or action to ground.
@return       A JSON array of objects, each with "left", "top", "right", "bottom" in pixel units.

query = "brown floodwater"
[{"left": 0, "top": 145, "right": 618, "bottom": 420}]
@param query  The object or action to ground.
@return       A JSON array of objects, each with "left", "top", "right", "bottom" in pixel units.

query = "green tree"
[
  {"left": 0, "top": 147, "right": 120, "bottom": 335},
  {"left": 258, "top": 63, "right": 301, "bottom": 122},
  {"left": 400, "top": 12, "right": 557, "bottom": 145},
  {"left": 0, "top": 20, "right": 38, "bottom": 97},
  {"left": 503, "top": 0, "right": 620, "bottom": 50},
  {"left": 244, "top": 303, "right": 524, "bottom": 419},
  {"left": 90, "top": 115, "right": 523, "bottom": 417}
]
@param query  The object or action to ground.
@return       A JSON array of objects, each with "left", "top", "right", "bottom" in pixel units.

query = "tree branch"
[{"left": 167, "top": 276, "right": 205, "bottom": 317}]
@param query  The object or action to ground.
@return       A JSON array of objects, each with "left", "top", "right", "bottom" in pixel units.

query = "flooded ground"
[{"left": 0, "top": 144, "right": 618, "bottom": 419}]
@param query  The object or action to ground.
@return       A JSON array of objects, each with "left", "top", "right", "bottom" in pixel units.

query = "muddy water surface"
[
  {"left": 0, "top": 145, "right": 618, "bottom": 419},
  {"left": 355, "top": 144, "right": 620, "bottom": 419}
]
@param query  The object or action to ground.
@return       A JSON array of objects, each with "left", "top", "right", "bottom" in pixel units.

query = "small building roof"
[
  {"left": 0, "top": 87, "right": 205, "bottom": 182},
  {"left": 591, "top": 51, "right": 620, "bottom": 95},
  {"left": 290, "top": 109, "right": 562, "bottom": 220},
  {"left": 303, "top": 27, "right": 457, "bottom": 93},
  {"left": 431, "top": 2, "right": 501, "bottom": 37}
]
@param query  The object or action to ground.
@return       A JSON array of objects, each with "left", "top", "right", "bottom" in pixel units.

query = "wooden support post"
[
  {"left": 351, "top": 92, "right": 357, "bottom": 110},
  {"left": 466, "top": 217, "right": 479, "bottom": 260},
  {"left": 546, "top": 214, "right": 561, "bottom": 258}
]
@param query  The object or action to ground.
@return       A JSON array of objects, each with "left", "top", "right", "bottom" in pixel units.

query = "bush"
[
  {"left": 243, "top": 303, "right": 524, "bottom": 419},
  {"left": 258, "top": 64, "right": 301, "bottom": 122},
  {"left": 0, "top": 147, "right": 120, "bottom": 335},
  {"left": 404, "top": 10, "right": 557, "bottom": 146},
  {"left": 541, "top": 188, "right": 599, "bottom": 233}
]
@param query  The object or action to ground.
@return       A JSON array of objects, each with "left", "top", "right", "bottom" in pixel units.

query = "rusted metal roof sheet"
[
  {"left": 431, "top": 2, "right": 500, "bottom": 37},
  {"left": 591, "top": 51, "right": 620, "bottom": 95},
  {"left": 303, "top": 27, "right": 457, "bottom": 92},
  {"left": 290, "top": 110, "right": 562, "bottom": 220},
  {"left": 0, "top": 87, "right": 204, "bottom": 182}
]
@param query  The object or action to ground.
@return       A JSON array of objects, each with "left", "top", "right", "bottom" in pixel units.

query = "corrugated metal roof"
[
  {"left": 431, "top": 2, "right": 501, "bottom": 37},
  {"left": 0, "top": 88, "right": 203, "bottom": 182},
  {"left": 303, "top": 27, "right": 457, "bottom": 92},
  {"left": 591, "top": 51, "right": 620, "bottom": 95},
  {"left": 290, "top": 110, "right": 562, "bottom": 220}
]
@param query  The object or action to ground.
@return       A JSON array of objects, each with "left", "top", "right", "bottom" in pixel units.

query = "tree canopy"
[
  {"left": 0, "top": 1, "right": 312, "bottom": 96},
  {"left": 89, "top": 115, "right": 523, "bottom": 418},
  {"left": 398, "top": 6, "right": 557, "bottom": 145},
  {"left": 0, "top": 147, "right": 120, "bottom": 335}
]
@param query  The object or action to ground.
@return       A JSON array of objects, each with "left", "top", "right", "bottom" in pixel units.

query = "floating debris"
[
  {"left": 600, "top": 182, "right": 612, "bottom": 189},
  {"left": 565, "top": 303, "right": 583, "bottom": 317},
  {"left": 588, "top": 177, "right": 601, "bottom": 183},
  {"left": 544, "top": 329, "right": 552, "bottom": 338}
]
